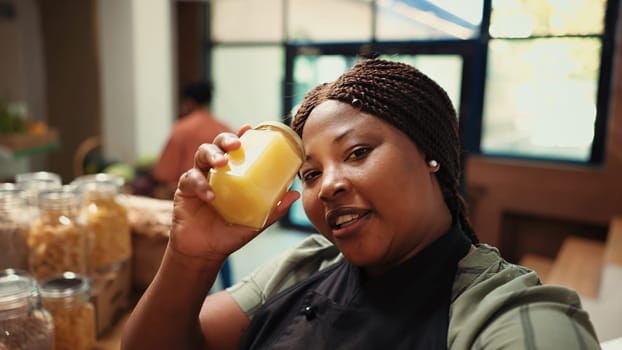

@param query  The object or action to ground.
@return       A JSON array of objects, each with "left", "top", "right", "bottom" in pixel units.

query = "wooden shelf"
[{"left": 0, "top": 129, "right": 60, "bottom": 160}]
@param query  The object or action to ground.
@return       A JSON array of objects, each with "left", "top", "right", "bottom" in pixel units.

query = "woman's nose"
[{"left": 318, "top": 167, "right": 348, "bottom": 201}]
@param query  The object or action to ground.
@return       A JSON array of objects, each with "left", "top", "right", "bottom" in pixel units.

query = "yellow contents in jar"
[
  {"left": 28, "top": 213, "right": 88, "bottom": 281},
  {"left": 209, "top": 122, "right": 303, "bottom": 229},
  {"left": 84, "top": 197, "right": 132, "bottom": 271},
  {"left": 45, "top": 300, "right": 96, "bottom": 350}
]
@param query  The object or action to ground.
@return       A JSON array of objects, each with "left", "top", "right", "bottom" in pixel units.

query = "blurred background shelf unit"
[{"left": 0, "top": 129, "right": 60, "bottom": 180}]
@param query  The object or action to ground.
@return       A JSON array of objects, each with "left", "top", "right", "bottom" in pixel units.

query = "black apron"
[{"left": 241, "top": 224, "right": 472, "bottom": 349}]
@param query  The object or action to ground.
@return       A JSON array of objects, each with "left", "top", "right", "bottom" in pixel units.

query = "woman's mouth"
[
  {"left": 326, "top": 208, "right": 371, "bottom": 236},
  {"left": 334, "top": 213, "right": 360, "bottom": 229}
]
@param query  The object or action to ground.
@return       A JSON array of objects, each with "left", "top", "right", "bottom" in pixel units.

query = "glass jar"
[
  {"left": 0, "top": 187, "right": 32, "bottom": 271},
  {"left": 208, "top": 121, "right": 304, "bottom": 229},
  {"left": 71, "top": 173, "right": 131, "bottom": 273},
  {"left": 0, "top": 268, "right": 54, "bottom": 350},
  {"left": 40, "top": 272, "right": 96, "bottom": 350},
  {"left": 28, "top": 187, "right": 89, "bottom": 281},
  {"left": 15, "top": 171, "right": 62, "bottom": 207}
]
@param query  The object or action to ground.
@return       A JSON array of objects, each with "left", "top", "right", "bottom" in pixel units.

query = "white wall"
[
  {"left": 97, "top": 0, "right": 174, "bottom": 165},
  {"left": 132, "top": 0, "right": 175, "bottom": 162}
]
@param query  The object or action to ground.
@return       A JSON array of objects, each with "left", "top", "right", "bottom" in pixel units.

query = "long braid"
[{"left": 291, "top": 58, "right": 478, "bottom": 244}]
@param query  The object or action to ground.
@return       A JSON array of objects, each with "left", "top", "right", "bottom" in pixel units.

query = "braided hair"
[{"left": 291, "top": 58, "right": 478, "bottom": 244}]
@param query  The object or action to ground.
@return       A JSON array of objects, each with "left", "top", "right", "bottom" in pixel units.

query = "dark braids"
[{"left": 291, "top": 58, "right": 479, "bottom": 244}]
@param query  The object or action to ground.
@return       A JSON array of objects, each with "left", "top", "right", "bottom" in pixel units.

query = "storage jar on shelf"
[
  {"left": 71, "top": 173, "right": 131, "bottom": 274},
  {"left": 0, "top": 268, "right": 54, "bottom": 350},
  {"left": 15, "top": 171, "right": 62, "bottom": 207},
  {"left": 0, "top": 186, "right": 33, "bottom": 271},
  {"left": 40, "top": 272, "right": 96, "bottom": 350},
  {"left": 28, "top": 186, "right": 90, "bottom": 281}
]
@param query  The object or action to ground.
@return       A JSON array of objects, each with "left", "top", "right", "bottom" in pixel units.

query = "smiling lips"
[
  {"left": 335, "top": 213, "right": 359, "bottom": 228},
  {"left": 326, "top": 208, "right": 370, "bottom": 230}
]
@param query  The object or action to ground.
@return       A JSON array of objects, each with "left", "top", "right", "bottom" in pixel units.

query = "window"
[
  {"left": 206, "top": 0, "right": 618, "bottom": 231},
  {"left": 482, "top": 0, "right": 612, "bottom": 162}
]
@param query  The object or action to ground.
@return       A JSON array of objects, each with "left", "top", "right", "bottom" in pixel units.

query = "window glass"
[
  {"left": 287, "top": 0, "right": 373, "bottom": 42},
  {"left": 376, "top": 0, "right": 483, "bottom": 40},
  {"left": 381, "top": 55, "right": 463, "bottom": 113},
  {"left": 211, "top": 46, "right": 284, "bottom": 129},
  {"left": 482, "top": 38, "right": 601, "bottom": 161},
  {"left": 211, "top": 0, "right": 283, "bottom": 42},
  {"left": 490, "top": 0, "right": 606, "bottom": 38}
]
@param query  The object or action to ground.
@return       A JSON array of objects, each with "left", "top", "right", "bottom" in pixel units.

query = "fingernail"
[{"left": 206, "top": 191, "right": 215, "bottom": 201}]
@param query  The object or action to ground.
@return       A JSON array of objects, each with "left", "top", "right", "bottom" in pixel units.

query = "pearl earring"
[{"left": 428, "top": 160, "right": 439, "bottom": 168}]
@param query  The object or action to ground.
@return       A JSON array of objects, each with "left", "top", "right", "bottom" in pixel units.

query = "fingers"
[
  {"left": 183, "top": 128, "right": 251, "bottom": 203},
  {"left": 193, "top": 125, "right": 256, "bottom": 172},
  {"left": 236, "top": 124, "right": 253, "bottom": 137},
  {"left": 194, "top": 132, "right": 243, "bottom": 170},
  {"left": 176, "top": 167, "right": 214, "bottom": 202},
  {"left": 194, "top": 143, "right": 228, "bottom": 171}
]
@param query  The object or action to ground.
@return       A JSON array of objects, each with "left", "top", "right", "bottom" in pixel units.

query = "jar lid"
[
  {"left": 71, "top": 173, "right": 125, "bottom": 189},
  {"left": 37, "top": 185, "right": 81, "bottom": 209},
  {"left": 15, "top": 171, "right": 62, "bottom": 186},
  {"left": 254, "top": 121, "right": 304, "bottom": 159},
  {"left": 0, "top": 194, "right": 26, "bottom": 210},
  {"left": 0, "top": 269, "right": 37, "bottom": 309},
  {"left": 0, "top": 186, "right": 26, "bottom": 204},
  {"left": 0, "top": 182, "right": 18, "bottom": 191},
  {"left": 40, "top": 272, "right": 89, "bottom": 300}
]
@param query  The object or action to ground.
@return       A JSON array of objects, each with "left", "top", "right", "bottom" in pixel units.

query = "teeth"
[{"left": 335, "top": 213, "right": 359, "bottom": 227}]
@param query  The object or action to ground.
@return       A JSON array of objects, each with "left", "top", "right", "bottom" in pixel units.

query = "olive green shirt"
[{"left": 227, "top": 234, "right": 601, "bottom": 349}]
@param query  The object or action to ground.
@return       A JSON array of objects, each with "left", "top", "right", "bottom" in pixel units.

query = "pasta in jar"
[
  {"left": 28, "top": 187, "right": 89, "bottom": 281},
  {"left": 72, "top": 174, "right": 132, "bottom": 273},
  {"left": 40, "top": 272, "right": 96, "bottom": 350}
]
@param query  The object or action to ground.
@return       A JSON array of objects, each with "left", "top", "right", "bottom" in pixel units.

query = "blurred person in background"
[{"left": 149, "top": 80, "right": 232, "bottom": 199}]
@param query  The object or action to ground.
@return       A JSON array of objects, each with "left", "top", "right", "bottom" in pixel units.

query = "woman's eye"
[
  {"left": 301, "top": 170, "right": 320, "bottom": 183},
  {"left": 347, "top": 147, "right": 371, "bottom": 161}
]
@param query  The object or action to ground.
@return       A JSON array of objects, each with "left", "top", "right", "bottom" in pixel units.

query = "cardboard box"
[
  {"left": 122, "top": 195, "right": 172, "bottom": 291},
  {"left": 90, "top": 260, "right": 132, "bottom": 338}
]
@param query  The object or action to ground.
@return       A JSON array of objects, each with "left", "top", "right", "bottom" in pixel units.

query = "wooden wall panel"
[{"left": 38, "top": 0, "right": 100, "bottom": 181}]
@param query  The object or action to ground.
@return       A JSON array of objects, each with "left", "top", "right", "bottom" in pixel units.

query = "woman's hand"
[{"left": 169, "top": 125, "right": 301, "bottom": 267}]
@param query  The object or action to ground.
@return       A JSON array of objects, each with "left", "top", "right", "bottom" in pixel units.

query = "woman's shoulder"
[
  {"left": 451, "top": 243, "right": 565, "bottom": 309},
  {"left": 448, "top": 244, "right": 599, "bottom": 350}
]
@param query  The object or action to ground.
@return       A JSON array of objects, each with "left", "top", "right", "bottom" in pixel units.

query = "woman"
[{"left": 122, "top": 59, "right": 600, "bottom": 349}]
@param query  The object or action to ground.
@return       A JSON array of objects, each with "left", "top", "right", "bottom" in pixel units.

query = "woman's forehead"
[{"left": 302, "top": 101, "right": 377, "bottom": 137}]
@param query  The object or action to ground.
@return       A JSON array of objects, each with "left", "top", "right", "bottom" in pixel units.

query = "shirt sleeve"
[
  {"left": 226, "top": 234, "right": 342, "bottom": 318},
  {"left": 449, "top": 246, "right": 601, "bottom": 350},
  {"left": 472, "top": 297, "right": 601, "bottom": 350}
]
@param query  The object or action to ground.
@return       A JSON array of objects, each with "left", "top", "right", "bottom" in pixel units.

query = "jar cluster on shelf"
[{"left": 0, "top": 171, "right": 132, "bottom": 349}]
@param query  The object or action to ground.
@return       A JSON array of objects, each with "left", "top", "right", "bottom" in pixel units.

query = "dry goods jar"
[
  {"left": 28, "top": 187, "right": 89, "bottom": 281},
  {"left": 71, "top": 173, "right": 131, "bottom": 274},
  {"left": 40, "top": 272, "right": 96, "bottom": 350},
  {"left": 0, "top": 187, "right": 32, "bottom": 271},
  {"left": 0, "top": 268, "right": 54, "bottom": 350}
]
